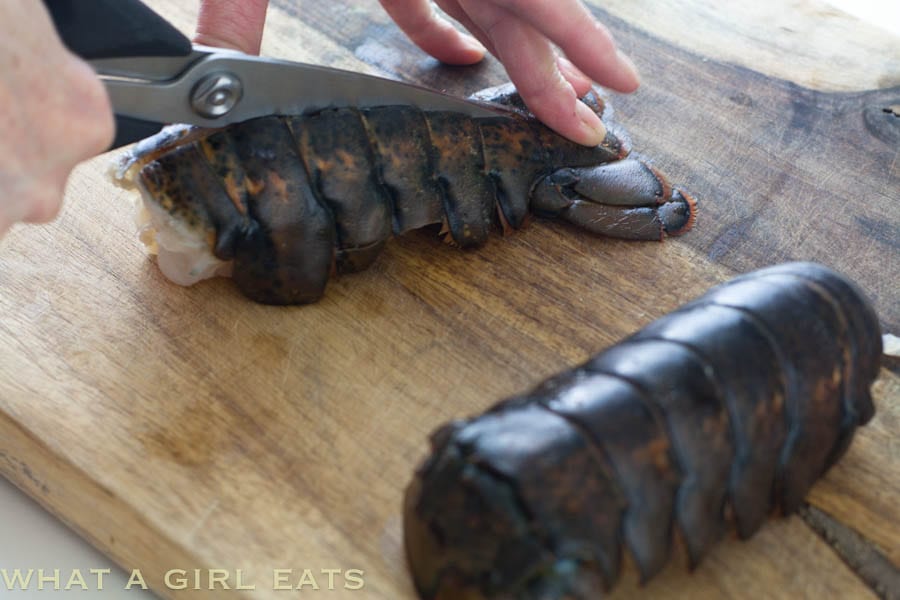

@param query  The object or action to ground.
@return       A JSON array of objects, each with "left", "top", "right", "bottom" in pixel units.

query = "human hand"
[
  {"left": 0, "top": 0, "right": 114, "bottom": 238},
  {"left": 195, "top": 0, "right": 270, "bottom": 54},
  {"left": 195, "top": 0, "right": 638, "bottom": 147},
  {"left": 379, "top": 0, "right": 640, "bottom": 146}
]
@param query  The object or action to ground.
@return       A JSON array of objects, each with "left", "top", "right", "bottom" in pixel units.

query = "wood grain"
[
  {"left": 595, "top": 0, "right": 900, "bottom": 92},
  {"left": 0, "top": 1, "right": 897, "bottom": 598}
]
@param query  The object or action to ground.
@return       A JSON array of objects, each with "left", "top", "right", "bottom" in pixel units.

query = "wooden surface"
[{"left": 1, "top": 0, "right": 898, "bottom": 598}]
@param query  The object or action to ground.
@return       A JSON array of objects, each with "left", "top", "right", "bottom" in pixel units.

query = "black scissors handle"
[
  {"left": 44, "top": 0, "right": 193, "bottom": 147},
  {"left": 44, "top": 0, "right": 191, "bottom": 59}
]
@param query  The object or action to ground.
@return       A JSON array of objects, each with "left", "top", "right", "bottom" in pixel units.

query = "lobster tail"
[
  {"left": 404, "top": 262, "right": 882, "bottom": 599},
  {"left": 120, "top": 86, "right": 697, "bottom": 304}
]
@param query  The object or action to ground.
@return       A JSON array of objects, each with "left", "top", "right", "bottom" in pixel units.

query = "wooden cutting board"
[{"left": 1, "top": 0, "right": 897, "bottom": 598}]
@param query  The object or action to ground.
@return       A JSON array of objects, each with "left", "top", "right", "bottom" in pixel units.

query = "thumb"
[{"left": 195, "top": 0, "right": 270, "bottom": 54}]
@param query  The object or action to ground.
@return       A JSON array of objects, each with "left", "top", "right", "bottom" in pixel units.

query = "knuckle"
[{"left": 519, "top": 67, "right": 574, "bottom": 101}]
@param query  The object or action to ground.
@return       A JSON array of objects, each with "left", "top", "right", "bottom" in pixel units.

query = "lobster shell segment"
[{"left": 403, "top": 262, "right": 882, "bottom": 599}]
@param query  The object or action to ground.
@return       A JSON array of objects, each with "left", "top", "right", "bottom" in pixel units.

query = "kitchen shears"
[{"left": 44, "top": 0, "right": 499, "bottom": 150}]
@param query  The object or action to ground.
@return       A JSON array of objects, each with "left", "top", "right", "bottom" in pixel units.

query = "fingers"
[
  {"left": 458, "top": 0, "right": 606, "bottom": 145},
  {"left": 379, "top": 0, "right": 486, "bottom": 65},
  {"left": 434, "top": 0, "right": 496, "bottom": 57},
  {"left": 16, "top": 57, "right": 112, "bottom": 227},
  {"left": 381, "top": 0, "right": 635, "bottom": 145},
  {"left": 557, "top": 56, "right": 593, "bottom": 98},
  {"left": 195, "top": 0, "right": 270, "bottom": 54},
  {"left": 488, "top": 0, "right": 639, "bottom": 92},
  {"left": 429, "top": 0, "right": 591, "bottom": 95},
  {"left": 0, "top": 0, "right": 114, "bottom": 235}
]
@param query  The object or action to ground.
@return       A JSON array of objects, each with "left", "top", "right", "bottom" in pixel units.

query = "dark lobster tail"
[
  {"left": 132, "top": 87, "right": 695, "bottom": 304},
  {"left": 403, "top": 262, "right": 882, "bottom": 599}
]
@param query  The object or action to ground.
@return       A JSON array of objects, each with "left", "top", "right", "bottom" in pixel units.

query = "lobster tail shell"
[
  {"left": 404, "top": 262, "right": 882, "bottom": 599},
  {"left": 124, "top": 87, "right": 695, "bottom": 304}
]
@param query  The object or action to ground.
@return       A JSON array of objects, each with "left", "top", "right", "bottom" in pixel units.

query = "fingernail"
[
  {"left": 576, "top": 100, "right": 607, "bottom": 146},
  {"left": 615, "top": 50, "right": 641, "bottom": 90}
]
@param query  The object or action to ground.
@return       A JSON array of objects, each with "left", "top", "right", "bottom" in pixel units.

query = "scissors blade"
[{"left": 93, "top": 47, "right": 507, "bottom": 133}]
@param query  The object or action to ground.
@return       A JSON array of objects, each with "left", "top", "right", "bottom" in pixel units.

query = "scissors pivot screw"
[{"left": 191, "top": 72, "right": 243, "bottom": 119}]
